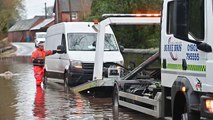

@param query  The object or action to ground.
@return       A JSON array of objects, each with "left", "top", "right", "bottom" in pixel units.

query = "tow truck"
[{"left": 88, "top": 0, "right": 213, "bottom": 119}]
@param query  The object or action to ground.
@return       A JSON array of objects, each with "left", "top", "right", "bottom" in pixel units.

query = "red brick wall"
[
  {"left": 60, "top": 13, "right": 80, "bottom": 22},
  {"left": 8, "top": 17, "right": 45, "bottom": 42},
  {"left": 61, "top": 13, "right": 71, "bottom": 22},
  {"left": 8, "top": 31, "right": 36, "bottom": 42}
]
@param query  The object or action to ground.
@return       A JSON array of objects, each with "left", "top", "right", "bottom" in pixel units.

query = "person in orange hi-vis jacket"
[{"left": 31, "top": 41, "right": 57, "bottom": 86}]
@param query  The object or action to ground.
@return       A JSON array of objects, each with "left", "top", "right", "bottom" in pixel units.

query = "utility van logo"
[
  {"left": 186, "top": 44, "right": 199, "bottom": 61},
  {"left": 164, "top": 37, "right": 182, "bottom": 61},
  {"left": 196, "top": 78, "right": 202, "bottom": 91}
]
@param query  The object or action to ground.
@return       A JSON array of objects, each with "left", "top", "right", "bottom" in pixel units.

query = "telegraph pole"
[
  {"left": 68, "top": 0, "right": 72, "bottom": 22},
  {"left": 45, "top": 2, "right": 47, "bottom": 18},
  {"left": 55, "top": 0, "right": 59, "bottom": 23}
]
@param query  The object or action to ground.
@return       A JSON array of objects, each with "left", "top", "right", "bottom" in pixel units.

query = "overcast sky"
[{"left": 24, "top": 0, "right": 55, "bottom": 19}]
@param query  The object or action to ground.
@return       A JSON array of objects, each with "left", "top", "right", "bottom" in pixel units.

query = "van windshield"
[{"left": 67, "top": 33, "right": 119, "bottom": 51}]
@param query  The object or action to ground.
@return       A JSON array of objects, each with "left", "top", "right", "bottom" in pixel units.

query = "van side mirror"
[
  {"left": 119, "top": 45, "right": 124, "bottom": 53},
  {"left": 57, "top": 45, "right": 66, "bottom": 54},
  {"left": 92, "top": 41, "right": 96, "bottom": 47},
  {"left": 197, "top": 42, "right": 212, "bottom": 53}
]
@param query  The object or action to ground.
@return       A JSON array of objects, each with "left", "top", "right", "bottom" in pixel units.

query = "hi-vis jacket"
[{"left": 31, "top": 48, "right": 53, "bottom": 67}]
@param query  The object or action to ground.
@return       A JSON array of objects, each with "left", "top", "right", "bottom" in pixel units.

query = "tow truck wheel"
[
  {"left": 113, "top": 84, "right": 119, "bottom": 107},
  {"left": 180, "top": 105, "right": 199, "bottom": 120},
  {"left": 181, "top": 112, "right": 188, "bottom": 120},
  {"left": 173, "top": 97, "right": 200, "bottom": 120}
]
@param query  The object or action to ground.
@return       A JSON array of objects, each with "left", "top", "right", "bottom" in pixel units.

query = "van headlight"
[{"left": 71, "top": 60, "right": 82, "bottom": 69}]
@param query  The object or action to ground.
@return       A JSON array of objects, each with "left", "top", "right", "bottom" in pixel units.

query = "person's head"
[{"left": 38, "top": 41, "right": 44, "bottom": 50}]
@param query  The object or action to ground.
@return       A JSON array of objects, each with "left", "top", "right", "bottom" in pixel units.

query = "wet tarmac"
[{"left": 0, "top": 56, "right": 158, "bottom": 120}]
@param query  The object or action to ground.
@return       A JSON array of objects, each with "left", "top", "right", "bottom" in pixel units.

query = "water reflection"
[
  {"left": 0, "top": 56, "right": 35, "bottom": 120},
  {"left": 73, "top": 95, "right": 84, "bottom": 115},
  {"left": 0, "top": 77, "right": 16, "bottom": 120},
  {"left": 33, "top": 86, "right": 46, "bottom": 118}
]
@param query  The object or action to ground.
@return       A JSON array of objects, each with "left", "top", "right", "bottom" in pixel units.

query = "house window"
[{"left": 72, "top": 12, "right": 78, "bottom": 20}]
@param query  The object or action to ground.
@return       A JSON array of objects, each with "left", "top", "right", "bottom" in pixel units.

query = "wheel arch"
[{"left": 171, "top": 76, "right": 200, "bottom": 119}]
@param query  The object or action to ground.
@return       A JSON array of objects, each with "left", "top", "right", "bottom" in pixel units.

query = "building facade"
[{"left": 54, "top": 0, "right": 92, "bottom": 23}]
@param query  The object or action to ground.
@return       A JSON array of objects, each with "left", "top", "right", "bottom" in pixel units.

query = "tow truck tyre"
[
  {"left": 113, "top": 84, "right": 119, "bottom": 107},
  {"left": 173, "top": 99, "right": 199, "bottom": 120},
  {"left": 181, "top": 112, "right": 188, "bottom": 120},
  {"left": 180, "top": 106, "right": 199, "bottom": 120}
]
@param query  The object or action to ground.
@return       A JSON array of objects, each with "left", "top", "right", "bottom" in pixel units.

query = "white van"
[
  {"left": 44, "top": 22, "right": 124, "bottom": 86},
  {"left": 34, "top": 32, "right": 46, "bottom": 47}
]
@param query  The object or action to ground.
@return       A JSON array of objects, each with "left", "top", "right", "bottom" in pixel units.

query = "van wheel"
[
  {"left": 113, "top": 84, "right": 119, "bottom": 107},
  {"left": 64, "top": 72, "right": 70, "bottom": 91}
]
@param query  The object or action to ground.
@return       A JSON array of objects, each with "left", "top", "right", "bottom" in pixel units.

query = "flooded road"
[{"left": 0, "top": 56, "right": 158, "bottom": 120}]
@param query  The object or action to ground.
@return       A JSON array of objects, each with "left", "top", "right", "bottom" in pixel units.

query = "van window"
[
  {"left": 67, "top": 33, "right": 119, "bottom": 51},
  {"left": 61, "top": 34, "right": 66, "bottom": 47}
]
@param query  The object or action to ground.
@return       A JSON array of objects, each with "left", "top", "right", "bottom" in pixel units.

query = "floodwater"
[{"left": 0, "top": 56, "right": 158, "bottom": 120}]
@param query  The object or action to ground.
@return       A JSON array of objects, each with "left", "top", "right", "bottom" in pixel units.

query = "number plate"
[{"left": 108, "top": 68, "right": 120, "bottom": 77}]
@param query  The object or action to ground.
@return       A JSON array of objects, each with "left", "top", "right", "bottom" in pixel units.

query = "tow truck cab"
[
  {"left": 104, "top": 0, "right": 213, "bottom": 119},
  {"left": 161, "top": 0, "right": 213, "bottom": 119}
]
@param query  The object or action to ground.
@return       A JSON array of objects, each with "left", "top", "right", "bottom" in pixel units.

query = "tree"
[
  {"left": 86, "top": 0, "right": 162, "bottom": 48},
  {"left": 0, "top": 0, "right": 24, "bottom": 39}
]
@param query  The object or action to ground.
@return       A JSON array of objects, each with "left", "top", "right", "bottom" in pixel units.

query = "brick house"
[
  {"left": 8, "top": 16, "right": 45, "bottom": 42},
  {"left": 8, "top": 0, "right": 93, "bottom": 42},
  {"left": 54, "top": 0, "right": 92, "bottom": 23}
]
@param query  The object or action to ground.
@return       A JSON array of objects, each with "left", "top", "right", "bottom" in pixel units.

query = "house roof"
[
  {"left": 54, "top": 0, "right": 81, "bottom": 12},
  {"left": 8, "top": 17, "right": 40, "bottom": 32},
  {"left": 30, "top": 17, "right": 54, "bottom": 30}
]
